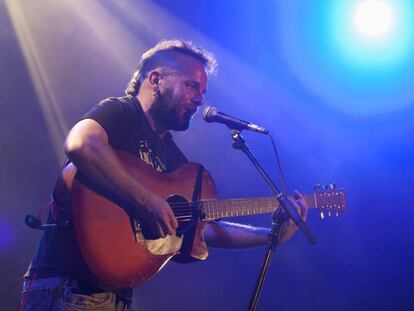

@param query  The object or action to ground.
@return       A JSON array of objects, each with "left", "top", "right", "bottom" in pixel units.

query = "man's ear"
[{"left": 148, "top": 71, "right": 162, "bottom": 87}]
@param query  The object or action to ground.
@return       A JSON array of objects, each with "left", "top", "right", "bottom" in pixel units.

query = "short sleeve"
[{"left": 81, "top": 97, "right": 134, "bottom": 148}]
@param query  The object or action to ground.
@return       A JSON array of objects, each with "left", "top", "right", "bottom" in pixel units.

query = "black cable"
[{"left": 268, "top": 133, "right": 288, "bottom": 197}]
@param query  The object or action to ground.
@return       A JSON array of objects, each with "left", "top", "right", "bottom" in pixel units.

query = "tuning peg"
[
  {"left": 314, "top": 184, "right": 322, "bottom": 191},
  {"left": 335, "top": 212, "right": 340, "bottom": 218},
  {"left": 320, "top": 211, "right": 325, "bottom": 220},
  {"left": 329, "top": 183, "right": 337, "bottom": 189},
  {"left": 328, "top": 212, "right": 332, "bottom": 218}
]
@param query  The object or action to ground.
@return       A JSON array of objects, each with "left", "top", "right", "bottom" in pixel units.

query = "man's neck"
[{"left": 136, "top": 94, "right": 168, "bottom": 138}]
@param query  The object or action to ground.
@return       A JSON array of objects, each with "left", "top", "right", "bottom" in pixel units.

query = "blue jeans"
[{"left": 21, "top": 277, "right": 131, "bottom": 311}]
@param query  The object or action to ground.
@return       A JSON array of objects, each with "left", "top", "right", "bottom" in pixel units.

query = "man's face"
[{"left": 149, "top": 56, "right": 208, "bottom": 131}]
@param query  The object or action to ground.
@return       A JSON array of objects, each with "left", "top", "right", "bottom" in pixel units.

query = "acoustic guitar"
[{"left": 58, "top": 151, "right": 347, "bottom": 288}]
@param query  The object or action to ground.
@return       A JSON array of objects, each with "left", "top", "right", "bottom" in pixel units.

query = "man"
[{"left": 22, "top": 39, "right": 308, "bottom": 310}]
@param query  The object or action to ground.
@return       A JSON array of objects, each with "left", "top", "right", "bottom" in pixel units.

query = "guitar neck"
[{"left": 201, "top": 195, "right": 316, "bottom": 220}]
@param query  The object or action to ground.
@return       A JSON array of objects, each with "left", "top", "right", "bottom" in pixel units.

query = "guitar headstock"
[{"left": 313, "top": 184, "right": 347, "bottom": 219}]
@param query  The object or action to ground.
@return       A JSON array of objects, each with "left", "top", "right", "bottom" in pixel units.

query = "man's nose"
[{"left": 192, "top": 94, "right": 205, "bottom": 106}]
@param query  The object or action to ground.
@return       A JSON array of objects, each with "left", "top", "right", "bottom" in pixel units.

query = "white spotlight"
[{"left": 354, "top": 0, "right": 394, "bottom": 37}]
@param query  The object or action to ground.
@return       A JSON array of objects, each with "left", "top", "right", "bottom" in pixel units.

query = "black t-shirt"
[
  {"left": 25, "top": 96, "right": 188, "bottom": 283},
  {"left": 83, "top": 96, "right": 188, "bottom": 172}
]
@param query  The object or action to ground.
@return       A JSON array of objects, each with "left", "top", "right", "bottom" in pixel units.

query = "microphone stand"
[{"left": 229, "top": 130, "right": 317, "bottom": 311}]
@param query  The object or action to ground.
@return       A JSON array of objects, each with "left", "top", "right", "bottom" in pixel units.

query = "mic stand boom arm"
[{"left": 230, "top": 130, "right": 317, "bottom": 311}]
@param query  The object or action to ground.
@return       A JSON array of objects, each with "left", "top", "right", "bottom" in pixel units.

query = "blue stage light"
[
  {"left": 277, "top": 0, "right": 414, "bottom": 115},
  {"left": 331, "top": 0, "right": 413, "bottom": 69},
  {"left": 354, "top": 0, "right": 394, "bottom": 38}
]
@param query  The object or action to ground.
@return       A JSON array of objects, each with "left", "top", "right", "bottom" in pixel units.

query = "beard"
[{"left": 149, "top": 88, "right": 193, "bottom": 131}]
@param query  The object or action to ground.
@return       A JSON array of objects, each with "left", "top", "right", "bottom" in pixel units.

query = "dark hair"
[{"left": 125, "top": 39, "right": 217, "bottom": 96}]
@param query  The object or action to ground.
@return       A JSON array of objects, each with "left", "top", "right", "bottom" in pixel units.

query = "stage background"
[{"left": 1, "top": 0, "right": 413, "bottom": 310}]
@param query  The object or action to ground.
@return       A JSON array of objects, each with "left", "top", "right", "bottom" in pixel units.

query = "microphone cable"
[{"left": 268, "top": 132, "right": 289, "bottom": 197}]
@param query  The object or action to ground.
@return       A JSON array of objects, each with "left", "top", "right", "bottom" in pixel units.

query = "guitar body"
[
  {"left": 56, "top": 151, "right": 347, "bottom": 288},
  {"left": 61, "top": 151, "right": 218, "bottom": 288}
]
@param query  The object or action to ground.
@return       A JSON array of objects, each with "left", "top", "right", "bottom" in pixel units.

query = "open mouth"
[{"left": 184, "top": 108, "right": 197, "bottom": 119}]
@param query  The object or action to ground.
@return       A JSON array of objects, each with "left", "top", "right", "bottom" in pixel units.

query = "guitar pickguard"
[
  {"left": 132, "top": 217, "right": 183, "bottom": 255},
  {"left": 145, "top": 235, "right": 183, "bottom": 255}
]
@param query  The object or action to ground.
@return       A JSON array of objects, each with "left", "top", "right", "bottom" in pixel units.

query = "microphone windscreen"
[{"left": 202, "top": 106, "right": 217, "bottom": 122}]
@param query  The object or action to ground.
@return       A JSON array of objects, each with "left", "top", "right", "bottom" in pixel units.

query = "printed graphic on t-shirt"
[{"left": 138, "top": 140, "right": 167, "bottom": 172}]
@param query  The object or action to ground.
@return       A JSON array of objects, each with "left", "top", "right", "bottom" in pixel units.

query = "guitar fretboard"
[{"left": 200, "top": 195, "right": 315, "bottom": 220}]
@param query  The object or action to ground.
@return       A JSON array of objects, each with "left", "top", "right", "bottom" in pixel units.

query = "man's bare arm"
[
  {"left": 64, "top": 119, "right": 178, "bottom": 237},
  {"left": 203, "top": 192, "right": 308, "bottom": 248},
  {"left": 204, "top": 221, "right": 269, "bottom": 248}
]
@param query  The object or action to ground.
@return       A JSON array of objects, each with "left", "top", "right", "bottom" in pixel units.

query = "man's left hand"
[{"left": 277, "top": 190, "right": 309, "bottom": 244}]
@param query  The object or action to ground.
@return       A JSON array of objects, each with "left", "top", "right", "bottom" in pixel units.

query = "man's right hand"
[{"left": 139, "top": 192, "right": 178, "bottom": 238}]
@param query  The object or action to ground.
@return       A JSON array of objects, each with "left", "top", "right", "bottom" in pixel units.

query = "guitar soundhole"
[{"left": 167, "top": 195, "right": 195, "bottom": 235}]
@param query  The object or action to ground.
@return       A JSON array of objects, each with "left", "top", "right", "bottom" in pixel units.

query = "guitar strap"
[{"left": 180, "top": 164, "right": 205, "bottom": 256}]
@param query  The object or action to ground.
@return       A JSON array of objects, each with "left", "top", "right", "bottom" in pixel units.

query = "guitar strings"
[
  {"left": 167, "top": 202, "right": 236, "bottom": 210},
  {"left": 167, "top": 202, "right": 257, "bottom": 215}
]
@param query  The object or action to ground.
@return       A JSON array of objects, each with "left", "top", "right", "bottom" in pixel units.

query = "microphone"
[{"left": 202, "top": 106, "right": 269, "bottom": 134}]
